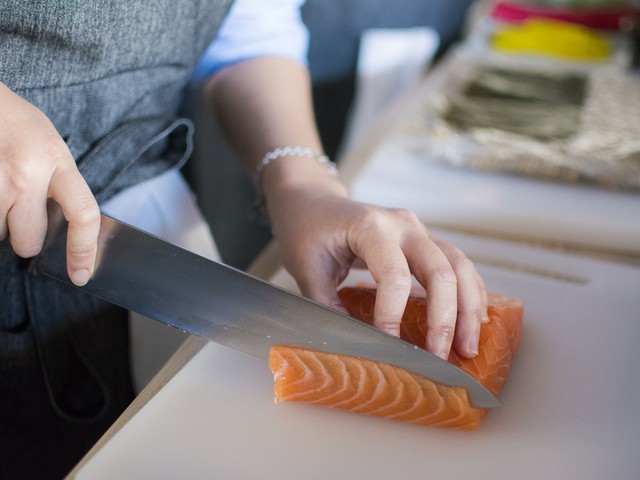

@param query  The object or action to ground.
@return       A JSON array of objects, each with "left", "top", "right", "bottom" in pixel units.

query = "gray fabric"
[
  {"left": 0, "top": 0, "right": 233, "bottom": 202},
  {"left": 0, "top": 240, "right": 133, "bottom": 479},
  {"left": 0, "top": 1, "right": 233, "bottom": 478}
]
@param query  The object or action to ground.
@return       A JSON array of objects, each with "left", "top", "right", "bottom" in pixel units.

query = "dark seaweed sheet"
[{"left": 443, "top": 67, "right": 587, "bottom": 141}]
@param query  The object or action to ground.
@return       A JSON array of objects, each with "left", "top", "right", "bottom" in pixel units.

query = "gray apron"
[{"left": 0, "top": 1, "right": 233, "bottom": 478}]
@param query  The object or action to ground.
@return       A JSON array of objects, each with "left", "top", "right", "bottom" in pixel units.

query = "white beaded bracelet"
[
  {"left": 253, "top": 146, "right": 339, "bottom": 225},
  {"left": 254, "top": 146, "right": 338, "bottom": 189}
]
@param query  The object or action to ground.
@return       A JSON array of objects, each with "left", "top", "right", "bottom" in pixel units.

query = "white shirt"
[{"left": 192, "top": 0, "right": 309, "bottom": 83}]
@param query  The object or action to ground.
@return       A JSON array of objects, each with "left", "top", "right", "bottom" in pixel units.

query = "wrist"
[
  {"left": 256, "top": 146, "right": 348, "bottom": 224},
  {"left": 263, "top": 155, "right": 347, "bottom": 199},
  {"left": 254, "top": 146, "right": 337, "bottom": 191}
]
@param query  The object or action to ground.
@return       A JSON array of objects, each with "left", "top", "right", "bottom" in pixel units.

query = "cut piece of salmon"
[{"left": 269, "top": 286, "right": 523, "bottom": 430}]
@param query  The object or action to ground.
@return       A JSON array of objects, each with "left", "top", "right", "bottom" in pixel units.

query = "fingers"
[
  {"left": 1, "top": 142, "right": 99, "bottom": 286},
  {"left": 348, "top": 208, "right": 458, "bottom": 357},
  {"left": 0, "top": 84, "right": 100, "bottom": 286},
  {"left": 6, "top": 190, "right": 49, "bottom": 258},
  {"left": 404, "top": 234, "right": 458, "bottom": 360},
  {"left": 2, "top": 159, "right": 98, "bottom": 287},
  {"left": 407, "top": 233, "right": 487, "bottom": 359},
  {"left": 294, "top": 254, "right": 352, "bottom": 317},
  {"left": 367, "top": 253, "right": 412, "bottom": 338},
  {"left": 350, "top": 208, "right": 487, "bottom": 360},
  {"left": 49, "top": 164, "right": 100, "bottom": 286},
  {"left": 1, "top": 157, "right": 99, "bottom": 287},
  {"left": 271, "top": 189, "right": 487, "bottom": 361},
  {"left": 0, "top": 142, "right": 51, "bottom": 256},
  {"left": 432, "top": 239, "right": 488, "bottom": 359},
  {"left": 347, "top": 209, "right": 414, "bottom": 339}
]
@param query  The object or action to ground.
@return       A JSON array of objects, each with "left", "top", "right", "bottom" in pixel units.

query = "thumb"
[{"left": 291, "top": 262, "right": 351, "bottom": 317}]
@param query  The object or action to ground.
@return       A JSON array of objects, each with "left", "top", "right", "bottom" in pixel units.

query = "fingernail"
[
  {"left": 71, "top": 269, "right": 91, "bottom": 286},
  {"left": 468, "top": 334, "right": 479, "bottom": 356},
  {"left": 435, "top": 347, "right": 449, "bottom": 361}
]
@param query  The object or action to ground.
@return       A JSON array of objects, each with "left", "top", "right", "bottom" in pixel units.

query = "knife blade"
[{"left": 35, "top": 203, "right": 500, "bottom": 408}]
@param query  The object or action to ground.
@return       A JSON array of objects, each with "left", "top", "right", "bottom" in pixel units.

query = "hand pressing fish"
[{"left": 269, "top": 286, "right": 523, "bottom": 430}]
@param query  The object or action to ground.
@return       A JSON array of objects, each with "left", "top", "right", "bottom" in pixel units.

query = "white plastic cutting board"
[{"left": 76, "top": 232, "right": 640, "bottom": 480}]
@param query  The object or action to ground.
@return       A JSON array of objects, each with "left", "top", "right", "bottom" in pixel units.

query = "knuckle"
[
  {"left": 381, "top": 270, "right": 412, "bottom": 292},
  {"left": 2, "top": 158, "right": 36, "bottom": 192},
  {"left": 434, "top": 323, "right": 455, "bottom": 340},
  {"left": 443, "top": 243, "right": 464, "bottom": 259},
  {"left": 66, "top": 242, "right": 96, "bottom": 261},
  {"left": 454, "top": 254, "right": 475, "bottom": 273},
  {"left": 355, "top": 208, "right": 388, "bottom": 232},
  {"left": 393, "top": 207, "right": 420, "bottom": 225},
  {"left": 356, "top": 206, "right": 419, "bottom": 231},
  {"left": 65, "top": 201, "right": 100, "bottom": 262},
  {"left": 351, "top": 207, "right": 426, "bottom": 247},
  {"left": 71, "top": 200, "right": 100, "bottom": 227},
  {"left": 0, "top": 134, "right": 70, "bottom": 192},
  {"left": 431, "top": 264, "right": 457, "bottom": 287},
  {"left": 377, "top": 320, "right": 401, "bottom": 336},
  {"left": 387, "top": 207, "right": 425, "bottom": 232}
]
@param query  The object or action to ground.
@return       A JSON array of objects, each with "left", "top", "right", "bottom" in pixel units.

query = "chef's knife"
[{"left": 35, "top": 204, "right": 500, "bottom": 408}]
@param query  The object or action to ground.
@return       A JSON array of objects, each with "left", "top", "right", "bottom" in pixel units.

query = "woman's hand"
[
  {"left": 205, "top": 56, "right": 487, "bottom": 359},
  {"left": 0, "top": 82, "right": 100, "bottom": 285},
  {"left": 264, "top": 160, "right": 488, "bottom": 360}
]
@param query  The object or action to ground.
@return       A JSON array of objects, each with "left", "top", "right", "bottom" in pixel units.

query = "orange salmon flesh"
[{"left": 269, "top": 286, "right": 523, "bottom": 430}]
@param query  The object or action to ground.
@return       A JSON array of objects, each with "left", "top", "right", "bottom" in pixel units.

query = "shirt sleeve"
[{"left": 192, "top": 0, "right": 309, "bottom": 83}]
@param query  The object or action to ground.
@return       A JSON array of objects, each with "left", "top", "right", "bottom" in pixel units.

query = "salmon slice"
[{"left": 269, "top": 286, "right": 523, "bottom": 430}]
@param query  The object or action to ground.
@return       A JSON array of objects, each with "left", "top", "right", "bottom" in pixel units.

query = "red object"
[{"left": 491, "top": 1, "right": 639, "bottom": 30}]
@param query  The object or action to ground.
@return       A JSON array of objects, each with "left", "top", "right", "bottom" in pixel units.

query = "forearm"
[
  {"left": 202, "top": 56, "right": 348, "bottom": 216},
  {"left": 204, "top": 55, "right": 321, "bottom": 169}
]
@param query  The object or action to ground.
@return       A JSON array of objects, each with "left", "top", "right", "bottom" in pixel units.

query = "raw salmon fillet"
[{"left": 269, "top": 286, "right": 523, "bottom": 430}]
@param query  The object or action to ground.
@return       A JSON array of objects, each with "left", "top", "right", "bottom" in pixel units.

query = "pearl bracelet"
[
  {"left": 254, "top": 146, "right": 338, "bottom": 189},
  {"left": 253, "top": 146, "right": 339, "bottom": 225}
]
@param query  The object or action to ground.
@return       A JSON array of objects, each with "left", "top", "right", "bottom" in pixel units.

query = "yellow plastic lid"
[{"left": 491, "top": 19, "right": 611, "bottom": 60}]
